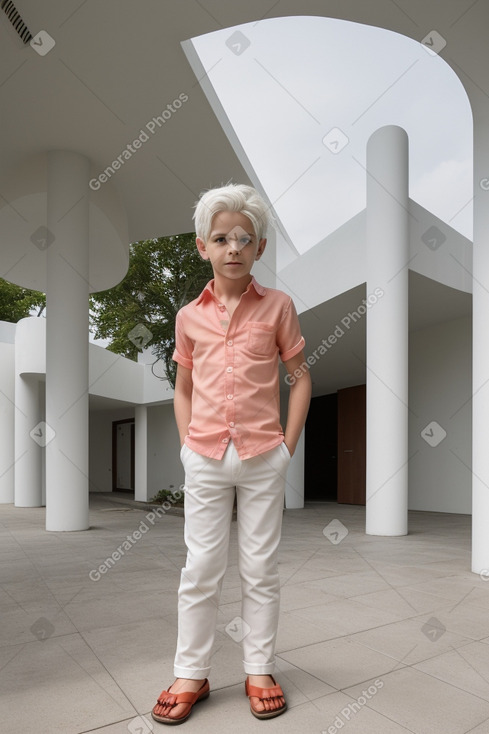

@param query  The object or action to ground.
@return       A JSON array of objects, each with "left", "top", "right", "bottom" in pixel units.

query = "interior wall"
[{"left": 409, "top": 315, "right": 472, "bottom": 513}]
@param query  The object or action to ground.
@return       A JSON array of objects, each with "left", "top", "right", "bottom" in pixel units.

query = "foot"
[
  {"left": 246, "top": 675, "right": 286, "bottom": 718},
  {"left": 152, "top": 678, "right": 208, "bottom": 723}
]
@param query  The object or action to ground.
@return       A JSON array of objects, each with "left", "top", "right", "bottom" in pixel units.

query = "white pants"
[{"left": 174, "top": 440, "right": 290, "bottom": 679}]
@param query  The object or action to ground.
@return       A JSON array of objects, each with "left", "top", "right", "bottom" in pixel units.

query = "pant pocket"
[{"left": 280, "top": 441, "right": 291, "bottom": 461}]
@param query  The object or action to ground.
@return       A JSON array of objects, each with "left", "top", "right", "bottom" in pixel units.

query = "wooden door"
[{"left": 337, "top": 384, "right": 366, "bottom": 504}]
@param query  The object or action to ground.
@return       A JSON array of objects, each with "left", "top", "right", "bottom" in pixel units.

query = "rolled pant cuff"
[
  {"left": 174, "top": 665, "right": 211, "bottom": 679},
  {"left": 243, "top": 660, "right": 276, "bottom": 675}
]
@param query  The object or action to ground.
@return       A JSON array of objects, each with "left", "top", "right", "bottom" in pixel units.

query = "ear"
[
  {"left": 196, "top": 237, "right": 209, "bottom": 260},
  {"left": 255, "top": 238, "right": 267, "bottom": 260}
]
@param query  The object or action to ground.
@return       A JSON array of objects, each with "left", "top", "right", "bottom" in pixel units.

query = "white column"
[
  {"left": 0, "top": 345, "right": 15, "bottom": 504},
  {"left": 45, "top": 151, "right": 90, "bottom": 531},
  {"left": 134, "top": 405, "right": 148, "bottom": 501},
  {"left": 472, "top": 120, "right": 489, "bottom": 574},
  {"left": 285, "top": 428, "right": 305, "bottom": 509},
  {"left": 14, "top": 375, "right": 42, "bottom": 506},
  {"left": 366, "top": 126, "right": 409, "bottom": 536}
]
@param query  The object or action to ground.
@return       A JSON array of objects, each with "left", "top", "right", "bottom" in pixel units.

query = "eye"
[{"left": 238, "top": 236, "right": 252, "bottom": 247}]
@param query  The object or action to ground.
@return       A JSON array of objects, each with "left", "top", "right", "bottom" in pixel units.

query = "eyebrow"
[{"left": 210, "top": 231, "right": 255, "bottom": 238}]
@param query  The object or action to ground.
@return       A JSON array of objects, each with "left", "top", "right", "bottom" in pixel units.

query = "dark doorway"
[
  {"left": 337, "top": 384, "right": 366, "bottom": 505},
  {"left": 112, "top": 419, "right": 135, "bottom": 492},
  {"left": 304, "top": 393, "right": 338, "bottom": 501}
]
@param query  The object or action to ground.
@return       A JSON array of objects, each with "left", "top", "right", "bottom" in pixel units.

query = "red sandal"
[
  {"left": 151, "top": 679, "right": 210, "bottom": 725},
  {"left": 245, "top": 676, "right": 287, "bottom": 720}
]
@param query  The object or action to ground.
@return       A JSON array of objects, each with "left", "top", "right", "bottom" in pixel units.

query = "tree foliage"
[
  {"left": 90, "top": 234, "right": 212, "bottom": 388},
  {"left": 0, "top": 278, "right": 46, "bottom": 322}
]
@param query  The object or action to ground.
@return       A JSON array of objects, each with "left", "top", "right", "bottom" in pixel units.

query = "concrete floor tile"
[
  {"left": 307, "top": 569, "right": 392, "bottom": 598},
  {"left": 350, "top": 615, "right": 473, "bottom": 665},
  {"left": 345, "top": 669, "right": 489, "bottom": 734},
  {"left": 0, "top": 496, "right": 484, "bottom": 733},
  {"left": 350, "top": 586, "right": 455, "bottom": 617},
  {"left": 414, "top": 641, "right": 489, "bottom": 702},
  {"left": 286, "top": 597, "right": 402, "bottom": 638},
  {"left": 0, "top": 634, "right": 136, "bottom": 734},
  {"left": 280, "top": 637, "right": 406, "bottom": 690}
]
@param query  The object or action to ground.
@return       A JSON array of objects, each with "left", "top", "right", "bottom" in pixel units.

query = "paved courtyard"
[{"left": 1, "top": 494, "right": 489, "bottom": 733}]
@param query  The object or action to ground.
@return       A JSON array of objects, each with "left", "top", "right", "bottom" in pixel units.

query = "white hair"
[{"left": 193, "top": 184, "right": 272, "bottom": 241}]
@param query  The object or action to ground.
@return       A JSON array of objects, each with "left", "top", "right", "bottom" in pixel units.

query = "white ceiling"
[{"left": 0, "top": 0, "right": 485, "bottom": 243}]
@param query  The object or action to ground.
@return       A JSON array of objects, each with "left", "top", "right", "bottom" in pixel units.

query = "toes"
[{"left": 250, "top": 696, "right": 265, "bottom": 711}]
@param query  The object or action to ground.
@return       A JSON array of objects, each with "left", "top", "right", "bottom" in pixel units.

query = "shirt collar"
[{"left": 196, "top": 276, "right": 266, "bottom": 305}]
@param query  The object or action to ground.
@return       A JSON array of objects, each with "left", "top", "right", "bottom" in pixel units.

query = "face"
[{"left": 196, "top": 211, "right": 266, "bottom": 282}]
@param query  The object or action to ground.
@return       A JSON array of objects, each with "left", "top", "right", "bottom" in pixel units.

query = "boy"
[{"left": 152, "top": 184, "right": 311, "bottom": 724}]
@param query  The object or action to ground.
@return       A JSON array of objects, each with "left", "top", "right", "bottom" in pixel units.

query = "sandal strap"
[
  {"left": 156, "top": 680, "right": 209, "bottom": 707},
  {"left": 245, "top": 679, "right": 284, "bottom": 701}
]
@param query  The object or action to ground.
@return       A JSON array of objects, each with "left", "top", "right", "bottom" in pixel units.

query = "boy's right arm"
[{"left": 174, "top": 363, "right": 193, "bottom": 447}]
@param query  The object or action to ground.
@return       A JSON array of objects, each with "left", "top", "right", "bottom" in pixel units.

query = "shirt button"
[
  {"left": 227, "top": 339, "right": 233, "bottom": 346},
  {"left": 227, "top": 394, "right": 233, "bottom": 400},
  {"left": 222, "top": 437, "right": 229, "bottom": 443},
  {"left": 229, "top": 421, "right": 235, "bottom": 427},
  {"left": 226, "top": 366, "right": 233, "bottom": 373}
]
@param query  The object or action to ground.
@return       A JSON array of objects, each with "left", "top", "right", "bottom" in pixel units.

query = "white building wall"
[
  {"left": 147, "top": 404, "right": 184, "bottom": 500},
  {"left": 409, "top": 316, "right": 472, "bottom": 514}
]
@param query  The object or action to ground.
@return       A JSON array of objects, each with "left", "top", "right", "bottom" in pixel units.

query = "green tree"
[
  {"left": 0, "top": 278, "right": 46, "bottom": 322},
  {"left": 90, "top": 233, "right": 211, "bottom": 387}
]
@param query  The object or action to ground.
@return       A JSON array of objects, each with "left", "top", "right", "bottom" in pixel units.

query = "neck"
[{"left": 213, "top": 273, "right": 252, "bottom": 302}]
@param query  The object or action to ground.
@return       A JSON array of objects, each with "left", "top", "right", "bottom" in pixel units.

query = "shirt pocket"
[{"left": 246, "top": 322, "right": 276, "bottom": 355}]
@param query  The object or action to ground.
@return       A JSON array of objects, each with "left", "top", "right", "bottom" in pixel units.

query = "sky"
[{"left": 190, "top": 16, "right": 473, "bottom": 253}]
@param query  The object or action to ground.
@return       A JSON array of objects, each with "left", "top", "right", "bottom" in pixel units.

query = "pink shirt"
[{"left": 173, "top": 277, "right": 305, "bottom": 459}]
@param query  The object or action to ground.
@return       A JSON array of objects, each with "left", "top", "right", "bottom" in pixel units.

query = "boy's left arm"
[{"left": 283, "top": 350, "right": 312, "bottom": 457}]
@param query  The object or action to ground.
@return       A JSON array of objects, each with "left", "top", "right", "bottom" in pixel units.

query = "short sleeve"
[
  {"left": 172, "top": 309, "right": 194, "bottom": 369},
  {"left": 277, "top": 298, "right": 305, "bottom": 362}
]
